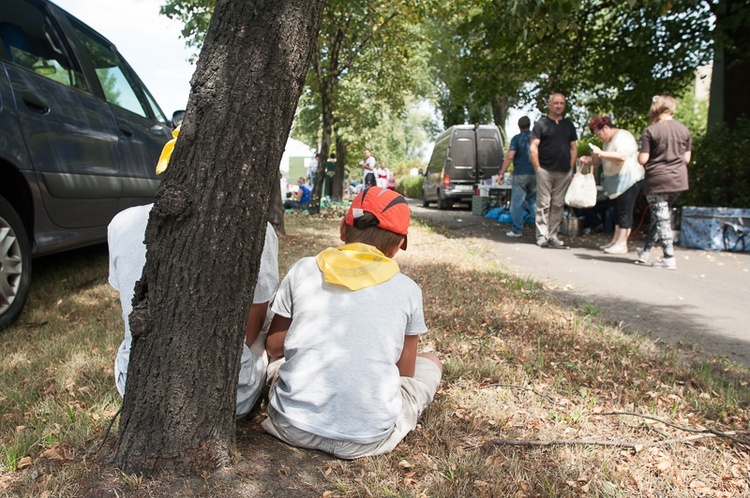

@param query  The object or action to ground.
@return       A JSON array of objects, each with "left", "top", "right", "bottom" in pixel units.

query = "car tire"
[
  {"left": 437, "top": 190, "right": 450, "bottom": 210},
  {"left": 0, "top": 197, "right": 32, "bottom": 331}
]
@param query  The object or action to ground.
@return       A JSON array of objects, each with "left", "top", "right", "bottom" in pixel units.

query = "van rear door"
[
  {"left": 446, "top": 128, "right": 477, "bottom": 192},
  {"left": 476, "top": 127, "right": 503, "bottom": 180}
]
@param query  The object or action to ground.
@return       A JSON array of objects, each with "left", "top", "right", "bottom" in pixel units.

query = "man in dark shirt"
[
  {"left": 499, "top": 116, "right": 535, "bottom": 237},
  {"left": 530, "top": 93, "right": 578, "bottom": 247}
]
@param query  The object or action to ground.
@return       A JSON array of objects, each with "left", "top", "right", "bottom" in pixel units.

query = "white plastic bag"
[{"left": 564, "top": 164, "right": 597, "bottom": 208}]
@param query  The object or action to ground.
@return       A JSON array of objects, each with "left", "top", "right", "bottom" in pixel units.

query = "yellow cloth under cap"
[{"left": 315, "top": 243, "right": 400, "bottom": 291}]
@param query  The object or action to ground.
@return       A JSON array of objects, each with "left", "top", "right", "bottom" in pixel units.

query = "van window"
[
  {"left": 478, "top": 137, "right": 501, "bottom": 167},
  {"left": 428, "top": 139, "right": 448, "bottom": 173},
  {"left": 452, "top": 137, "right": 475, "bottom": 167},
  {"left": 70, "top": 22, "right": 148, "bottom": 118},
  {"left": 0, "top": 8, "right": 88, "bottom": 91}
]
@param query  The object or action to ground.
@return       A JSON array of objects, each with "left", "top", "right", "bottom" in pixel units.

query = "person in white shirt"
[{"left": 262, "top": 187, "right": 442, "bottom": 459}]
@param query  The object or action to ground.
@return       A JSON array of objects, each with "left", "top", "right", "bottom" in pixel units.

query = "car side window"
[
  {"left": 69, "top": 21, "right": 148, "bottom": 118},
  {"left": 143, "top": 87, "right": 168, "bottom": 125},
  {"left": 0, "top": 9, "right": 89, "bottom": 91}
]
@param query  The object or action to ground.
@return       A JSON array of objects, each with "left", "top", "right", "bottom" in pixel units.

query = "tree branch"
[
  {"left": 600, "top": 411, "right": 750, "bottom": 447},
  {"left": 493, "top": 433, "right": 716, "bottom": 449}
]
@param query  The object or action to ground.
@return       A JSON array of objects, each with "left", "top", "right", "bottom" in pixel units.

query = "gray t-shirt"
[
  {"left": 639, "top": 119, "right": 691, "bottom": 195},
  {"left": 269, "top": 256, "right": 427, "bottom": 444}
]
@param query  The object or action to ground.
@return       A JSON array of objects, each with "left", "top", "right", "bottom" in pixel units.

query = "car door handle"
[
  {"left": 21, "top": 93, "right": 50, "bottom": 114},
  {"left": 119, "top": 124, "right": 134, "bottom": 138},
  {"left": 149, "top": 124, "right": 169, "bottom": 136}
]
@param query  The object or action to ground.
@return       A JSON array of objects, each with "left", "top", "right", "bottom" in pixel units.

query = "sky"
[{"left": 54, "top": 0, "right": 195, "bottom": 117}]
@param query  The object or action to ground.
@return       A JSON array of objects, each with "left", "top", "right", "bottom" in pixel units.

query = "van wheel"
[
  {"left": 0, "top": 197, "right": 32, "bottom": 331},
  {"left": 421, "top": 191, "right": 429, "bottom": 207},
  {"left": 437, "top": 191, "right": 450, "bottom": 210}
]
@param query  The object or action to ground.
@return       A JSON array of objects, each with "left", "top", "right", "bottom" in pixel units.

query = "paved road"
[{"left": 408, "top": 200, "right": 750, "bottom": 366}]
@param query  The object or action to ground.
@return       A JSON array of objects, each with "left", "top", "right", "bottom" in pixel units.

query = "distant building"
[{"left": 279, "top": 137, "right": 315, "bottom": 181}]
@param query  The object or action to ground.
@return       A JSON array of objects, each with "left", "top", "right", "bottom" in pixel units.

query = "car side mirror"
[{"left": 170, "top": 110, "right": 185, "bottom": 129}]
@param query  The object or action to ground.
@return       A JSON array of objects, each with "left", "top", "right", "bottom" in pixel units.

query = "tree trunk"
[
  {"left": 708, "top": 0, "right": 750, "bottom": 131},
  {"left": 333, "top": 136, "right": 348, "bottom": 202},
  {"left": 309, "top": 61, "right": 338, "bottom": 213},
  {"left": 113, "top": 0, "right": 323, "bottom": 474},
  {"left": 491, "top": 95, "right": 511, "bottom": 144},
  {"left": 720, "top": 7, "right": 750, "bottom": 127},
  {"left": 268, "top": 170, "right": 286, "bottom": 236}
]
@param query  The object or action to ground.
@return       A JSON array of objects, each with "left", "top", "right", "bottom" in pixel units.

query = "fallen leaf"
[
  {"left": 17, "top": 457, "right": 32, "bottom": 469},
  {"left": 39, "top": 448, "right": 64, "bottom": 461}
]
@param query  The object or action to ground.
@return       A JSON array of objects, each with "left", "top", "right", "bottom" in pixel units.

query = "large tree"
[{"left": 113, "top": 0, "right": 324, "bottom": 474}]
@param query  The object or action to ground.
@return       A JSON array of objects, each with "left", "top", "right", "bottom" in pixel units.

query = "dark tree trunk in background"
[
  {"left": 113, "top": 0, "right": 324, "bottom": 474},
  {"left": 309, "top": 77, "right": 337, "bottom": 211},
  {"left": 491, "top": 95, "right": 511, "bottom": 143},
  {"left": 333, "top": 136, "right": 348, "bottom": 201},
  {"left": 708, "top": 0, "right": 750, "bottom": 131}
]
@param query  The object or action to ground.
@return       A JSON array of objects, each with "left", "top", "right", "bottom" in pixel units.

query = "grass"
[{"left": 1, "top": 214, "right": 749, "bottom": 497}]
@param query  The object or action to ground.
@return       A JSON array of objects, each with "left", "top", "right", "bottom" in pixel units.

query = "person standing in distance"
[
  {"left": 636, "top": 95, "right": 692, "bottom": 270},
  {"left": 499, "top": 116, "right": 535, "bottom": 238},
  {"left": 361, "top": 149, "right": 377, "bottom": 188},
  {"left": 530, "top": 93, "right": 578, "bottom": 248}
]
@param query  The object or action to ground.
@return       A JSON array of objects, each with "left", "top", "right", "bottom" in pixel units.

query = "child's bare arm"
[
  {"left": 245, "top": 302, "right": 268, "bottom": 347},
  {"left": 396, "top": 335, "right": 418, "bottom": 377},
  {"left": 266, "top": 314, "right": 292, "bottom": 359}
]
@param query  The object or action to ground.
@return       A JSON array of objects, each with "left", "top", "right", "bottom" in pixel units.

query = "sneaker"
[
  {"left": 599, "top": 241, "right": 615, "bottom": 250},
  {"left": 506, "top": 231, "right": 523, "bottom": 238},
  {"left": 635, "top": 248, "right": 651, "bottom": 264},
  {"left": 548, "top": 237, "right": 565, "bottom": 248},
  {"left": 604, "top": 245, "right": 628, "bottom": 255},
  {"left": 652, "top": 257, "right": 676, "bottom": 270},
  {"left": 536, "top": 236, "right": 549, "bottom": 247}
]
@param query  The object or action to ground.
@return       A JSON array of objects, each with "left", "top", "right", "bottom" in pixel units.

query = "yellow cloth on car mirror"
[{"left": 156, "top": 125, "right": 180, "bottom": 174}]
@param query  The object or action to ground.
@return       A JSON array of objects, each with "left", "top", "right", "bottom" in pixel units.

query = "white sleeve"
[{"left": 253, "top": 223, "right": 279, "bottom": 304}]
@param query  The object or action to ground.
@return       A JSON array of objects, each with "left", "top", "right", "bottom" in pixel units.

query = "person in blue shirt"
[
  {"left": 499, "top": 116, "right": 536, "bottom": 237},
  {"left": 284, "top": 177, "right": 312, "bottom": 210}
]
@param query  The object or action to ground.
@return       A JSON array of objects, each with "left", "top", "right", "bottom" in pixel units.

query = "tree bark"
[
  {"left": 333, "top": 135, "right": 348, "bottom": 202},
  {"left": 268, "top": 170, "right": 286, "bottom": 236},
  {"left": 113, "top": 0, "right": 323, "bottom": 474},
  {"left": 491, "top": 95, "right": 511, "bottom": 144}
]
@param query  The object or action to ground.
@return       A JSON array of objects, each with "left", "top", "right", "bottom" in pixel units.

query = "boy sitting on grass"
[{"left": 262, "top": 186, "right": 442, "bottom": 459}]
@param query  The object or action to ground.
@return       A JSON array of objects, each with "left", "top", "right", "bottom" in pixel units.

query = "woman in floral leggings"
[{"left": 637, "top": 96, "right": 692, "bottom": 270}]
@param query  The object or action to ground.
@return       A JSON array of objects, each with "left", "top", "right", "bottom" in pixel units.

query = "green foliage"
[
  {"left": 159, "top": 0, "right": 213, "bottom": 54},
  {"left": 428, "top": 0, "right": 713, "bottom": 132},
  {"left": 682, "top": 119, "right": 750, "bottom": 208},
  {"left": 396, "top": 174, "right": 424, "bottom": 199}
]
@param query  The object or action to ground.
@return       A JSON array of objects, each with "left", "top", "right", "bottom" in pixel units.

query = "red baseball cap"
[{"left": 345, "top": 187, "right": 410, "bottom": 249}]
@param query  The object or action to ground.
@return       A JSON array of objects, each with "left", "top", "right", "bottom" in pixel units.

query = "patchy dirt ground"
[{"left": 71, "top": 411, "right": 336, "bottom": 497}]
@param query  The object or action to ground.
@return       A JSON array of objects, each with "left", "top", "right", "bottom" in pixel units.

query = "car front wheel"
[{"left": 0, "top": 197, "right": 31, "bottom": 330}]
